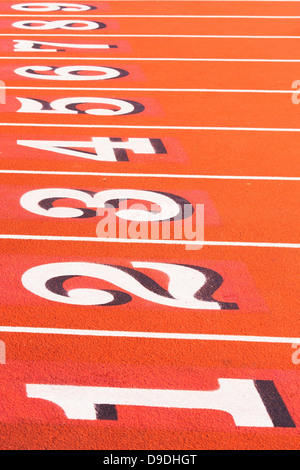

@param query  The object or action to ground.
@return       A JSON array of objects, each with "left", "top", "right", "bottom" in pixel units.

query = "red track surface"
[{"left": 0, "top": 0, "right": 299, "bottom": 451}]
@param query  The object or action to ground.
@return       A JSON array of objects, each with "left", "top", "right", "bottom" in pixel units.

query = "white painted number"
[
  {"left": 17, "top": 137, "right": 167, "bottom": 162},
  {"left": 20, "top": 188, "right": 190, "bottom": 221},
  {"left": 12, "top": 3, "right": 96, "bottom": 12},
  {"left": 13, "top": 20, "right": 105, "bottom": 30},
  {"left": 14, "top": 65, "right": 128, "bottom": 81},
  {"left": 21, "top": 261, "right": 239, "bottom": 310},
  {"left": 17, "top": 97, "right": 145, "bottom": 116},
  {"left": 25, "top": 380, "right": 275, "bottom": 427},
  {"left": 13, "top": 40, "right": 117, "bottom": 53}
]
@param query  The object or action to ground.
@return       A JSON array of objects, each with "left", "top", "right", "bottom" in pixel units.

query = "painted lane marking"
[
  {"left": 3, "top": 124, "right": 300, "bottom": 132},
  {"left": 3, "top": 58, "right": 300, "bottom": 63},
  {"left": 0, "top": 326, "right": 298, "bottom": 344},
  {"left": 0, "top": 234, "right": 298, "bottom": 248},
  {"left": 3, "top": 34, "right": 300, "bottom": 38},
  {"left": 0, "top": 170, "right": 298, "bottom": 181},
  {"left": 1, "top": 87, "right": 299, "bottom": 93}
]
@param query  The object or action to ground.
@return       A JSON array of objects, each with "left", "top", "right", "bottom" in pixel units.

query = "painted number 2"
[{"left": 22, "top": 261, "right": 239, "bottom": 310}]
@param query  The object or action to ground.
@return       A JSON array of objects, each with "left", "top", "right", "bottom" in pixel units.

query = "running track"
[{"left": 0, "top": 0, "right": 299, "bottom": 451}]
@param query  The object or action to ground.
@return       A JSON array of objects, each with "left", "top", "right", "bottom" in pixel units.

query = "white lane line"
[
  {"left": 0, "top": 170, "right": 298, "bottom": 181},
  {"left": 82, "top": 0, "right": 300, "bottom": 1},
  {"left": 0, "top": 326, "right": 298, "bottom": 344},
  {"left": 2, "top": 58, "right": 300, "bottom": 63},
  {"left": 0, "top": 235, "right": 298, "bottom": 248},
  {"left": 2, "top": 124, "right": 300, "bottom": 132},
  {"left": 3, "top": 34, "right": 300, "bottom": 38},
  {"left": 79, "top": 0, "right": 300, "bottom": 2},
  {"left": 88, "top": 0, "right": 300, "bottom": 2},
  {"left": 3, "top": 14, "right": 300, "bottom": 18},
  {"left": 48, "top": 0, "right": 300, "bottom": 2},
  {"left": 1, "top": 87, "right": 297, "bottom": 93}
]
